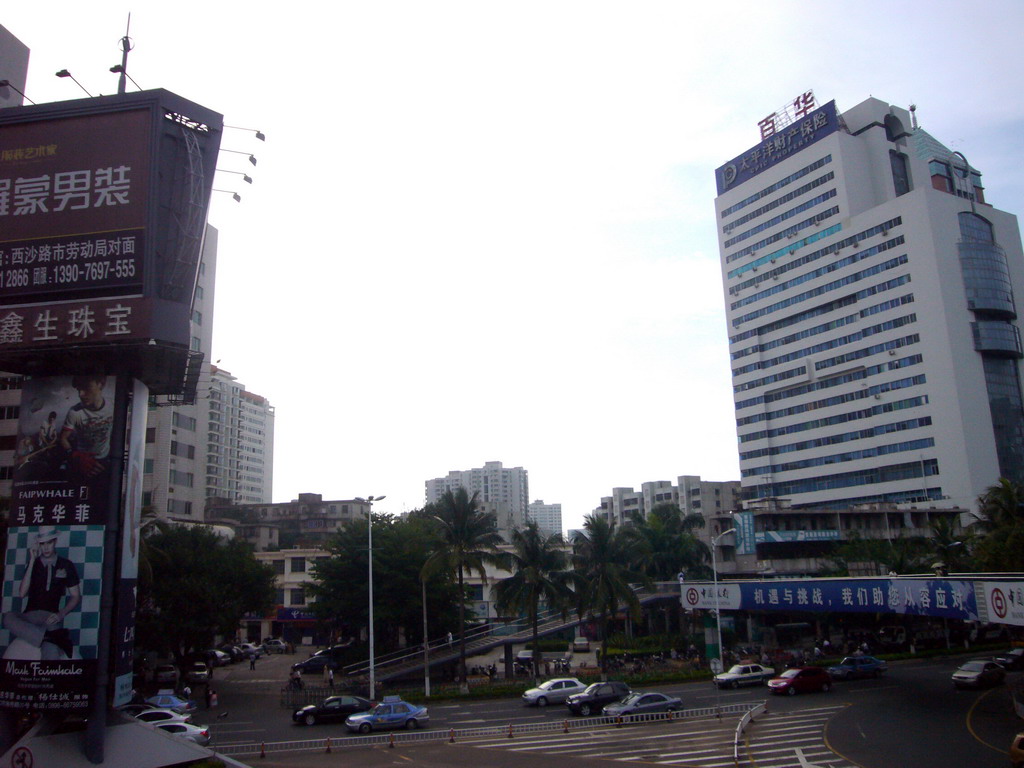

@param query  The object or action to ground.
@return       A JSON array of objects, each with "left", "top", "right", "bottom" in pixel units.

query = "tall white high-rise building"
[
  {"left": 425, "top": 461, "right": 529, "bottom": 536},
  {"left": 204, "top": 366, "right": 274, "bottom": 506},
  {"left": 526, "top": 499, "right": 562, "bottom": 537},
  {"left": 715, "top": 95, "right": 1024, "bottom": 513}
]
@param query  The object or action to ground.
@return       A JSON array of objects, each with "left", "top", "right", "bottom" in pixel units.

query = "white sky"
[{"left": 5, "top": 2, "right": 1024, "bottom": 531}]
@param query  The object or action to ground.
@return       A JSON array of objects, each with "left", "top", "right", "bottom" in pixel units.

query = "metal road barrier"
[
  {"left": 734, "top": 700, "right": 768, "bottom": 765},
  {"left": 215, "top": 702, "right": 756, "bottom": 758}
]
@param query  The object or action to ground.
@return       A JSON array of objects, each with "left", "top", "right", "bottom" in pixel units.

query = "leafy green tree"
[
  {"left": 306, "top": 512, "right": 460, "bottom": 652},
  {"left": 493, "top": 521, "right": 572, "bottom": 679},
  {"left": 421, "top": 488, "right": 504, "bottom": 681},
  {"left": 571, "top": 514, "right": 649, "bottom": 671},
  {"left": 136, "top": 525, "right": 275, "bottom": 659},
  {"left": 927, "top": 515, "right": 972, "bottom": 573},
  {"left": 827, "top": 530, "right": 929, "bottom": 575},
  {"left": 620, "top": 504, "right": 710, "bottom": 581},
  {"left": 972, "top": 478, "right": 1024, "bottom": 571}
]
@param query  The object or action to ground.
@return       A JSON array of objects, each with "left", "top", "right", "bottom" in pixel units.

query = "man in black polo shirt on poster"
[{"left": 3, "top": 527, "right": 80, "bottom": 660}]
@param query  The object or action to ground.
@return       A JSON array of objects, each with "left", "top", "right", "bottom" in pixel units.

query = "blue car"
[
  {"left": 145, "top": 693, "right": 197, "bottom": 713},
  {"left": 345, "top": 696, "right": 429, "bottom": 733},
  {"left": 826, "top": 656, "right": 887, "bottom": 680}
]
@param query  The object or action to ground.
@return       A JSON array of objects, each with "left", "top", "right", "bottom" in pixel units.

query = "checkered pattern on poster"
[{"left": 0, "top": 525, "right": 104, "bottom": 660}]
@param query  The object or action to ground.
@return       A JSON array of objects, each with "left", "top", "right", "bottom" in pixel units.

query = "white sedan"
[{"left": 713, "top": 663, "right": 775, "bottom": 689}]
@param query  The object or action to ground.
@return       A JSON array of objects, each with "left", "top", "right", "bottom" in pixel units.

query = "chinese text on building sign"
[{"left": 758, "top": 90, "right": 817, "bottom": 140}]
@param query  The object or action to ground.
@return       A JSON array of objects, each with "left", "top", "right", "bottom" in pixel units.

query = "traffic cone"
[{"left": 449, "top": 728, "right": 456, "bottom": 743}]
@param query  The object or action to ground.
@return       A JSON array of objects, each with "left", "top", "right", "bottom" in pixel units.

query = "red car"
[{"left": 767, "top": 666, "right": 832, "bottom": 695}]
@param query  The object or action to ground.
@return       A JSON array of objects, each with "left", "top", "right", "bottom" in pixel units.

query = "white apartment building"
[
  {"left": 425, "top": 461, "right": 529, "bottom": 537},
  {"left": 205, "top": 366, "right": 274, "bottom": 505},
  {"left": 715, "top": 95, "right": 1024, "bottom": 515},
  {"left": 526, "top": 499, "right": 563, "bottom": 537}
]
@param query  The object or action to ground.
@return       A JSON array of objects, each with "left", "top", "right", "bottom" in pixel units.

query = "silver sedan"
[{"left": 522, "top": 677, "right": 587, "bottom": 707}]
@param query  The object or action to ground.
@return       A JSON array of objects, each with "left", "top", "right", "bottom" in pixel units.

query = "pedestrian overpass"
[{"left": 345, "top": 574, "right": 1023, "bottom": 682}]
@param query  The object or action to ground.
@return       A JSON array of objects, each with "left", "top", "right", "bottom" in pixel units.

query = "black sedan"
[
  {"left": 293, "top": 695, "right": 372, "bottom": 726},
  {"left": 994, "top": 648, "right": 1024, "bottom": 671}
]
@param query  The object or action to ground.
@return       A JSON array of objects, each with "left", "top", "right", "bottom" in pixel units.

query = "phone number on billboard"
[{"left": 1, "top": 256, "right": 139, "bottom": 289}]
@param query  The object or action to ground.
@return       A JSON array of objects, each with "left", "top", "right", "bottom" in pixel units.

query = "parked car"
[
  {"left": 205, "top": 649, "right": 231, "bottom": 667},
  {"left": 293, "top": 694, "right": 373, "bottom": 725},
  {"left": 146, "top": 693, "right": 197, "bottom": 713},
  {"left": 602, "top": 691, "right": 682, "bottom": 717},
  {"left": 238, "top": 642, "right": 263, "bottom": 659},
  {"left": 156, "top": 721, "right": 211, "bottom": 746},
  {"left": 291, "top": 655, "right": 339, "bottom": 674},
  {"left": 768, "top": 667, "right": 833, "bottom": 695},
  {"left": 153, "top": 665, "right": 179, "bottom": 686},
  {"left": 219, "top": 645, "right": 244, "bottom": 663},
  {"left": 952, "top": 659, "right": 1006, "bottom": 689},
  {"left": 521, "top": 677, "right": 587, "bottom": 707},
  {"left": 993, "top": 648, "right": 1024, "bottom": 672},
  {"left": 263, "top": 638, "right": 288, "bottom": 654},
  {"left": 572, "top": 636, "right": 591, "bottom": 653},
  {"left": 827, "top": 656, "right": 887, "bottom": 680},
  {"left": 713, "top": 663, "right": 774, "bottom": 689},
  {"left": 117, "top": 704, "right": 156, "bottom": 718},
  {"left": 133, "top": 708, "right": 192, "bottom": 725},
  {"left": 1010, "top": 731, "right": 1024, "bottom": 768},
  {"left": 345, "top": 696, "right": 429, "bottom": 733},
  {"left": 186, "top": 662, "right": 210, "bottom": 684},
  {"left": 565, "top": 680, "right": 630, "bottom": 716}
]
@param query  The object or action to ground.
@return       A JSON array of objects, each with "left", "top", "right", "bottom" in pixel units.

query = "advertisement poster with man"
[{"left": 0, "top": 375, "right": 115, "bottom": 710}]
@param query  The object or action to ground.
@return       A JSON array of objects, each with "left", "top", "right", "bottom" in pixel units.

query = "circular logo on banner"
[
  {"left": 11, "top": 746, "right": 33, "bottom": 768},
  {"left": 991, "top": 588, "right": 1007, "bottom": 618},
  {"left": 686, "top": 587, "right": 699, "bottom": 607}
]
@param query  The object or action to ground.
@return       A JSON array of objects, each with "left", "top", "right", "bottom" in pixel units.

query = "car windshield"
[
  {"left": 780, "top": 669, "right": 800, "bottom": 679},
  {"left": 838, "top": 658, "right": 857, "bottom": 665},
  {"left": 726, "top": 666, "right": 745, "bottom": 674},
  {"left": 618, "top": 693, "right": 642, "bottom": 704},
  {"left": 583, "top": 683, "right": 602, "bottom": 694},
  {"left": 960, "top": 661, "right": 986, "bottom": 672},
  {"left": 538, "top": 681, "right": 557, "bottom": 690}
]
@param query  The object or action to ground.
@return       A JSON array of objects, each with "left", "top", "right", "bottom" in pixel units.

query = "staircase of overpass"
[{"left": 344, "top": 581, "right": 682, "bottom": 682}]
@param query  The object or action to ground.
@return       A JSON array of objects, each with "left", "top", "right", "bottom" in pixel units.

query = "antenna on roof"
[
  {"left": 116, "top": 14, "right": 134, "bottom": 95},
  {"left": 909, "top": 103, "right": 918, "bottom": 131}
]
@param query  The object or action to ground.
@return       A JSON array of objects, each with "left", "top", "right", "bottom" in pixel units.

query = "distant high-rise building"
[
  {"left": 594, "top": 475, "right": 741, "bottom": 528},
  {"left": 425, "top": 461, "right": 529, "bottom": 537},
  {"left": 526, "top": 499, "right": 562, "bottom": 537},
  {"left": 204, "top": 366, "right": 274, "bottom": 506},
  {"left": 715, "top": 95, "right": 1024, "bottom": 513}
]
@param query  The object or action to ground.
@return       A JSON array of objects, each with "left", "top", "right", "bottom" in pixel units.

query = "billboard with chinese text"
[
  {"left": 681, "top": 577, "right": 980, "bottom": 622},
  {"left": 716, "top": 100, "right": 839, "bottom": 195},
  {"left": 0, "top": 91, "right": 222, "bottom": 397}
]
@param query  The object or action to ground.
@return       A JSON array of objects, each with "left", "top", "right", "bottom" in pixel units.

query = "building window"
[
  {"left": 290, "top": 557, "right": 306, "bottom": 574},
  {"left": 144, "top": 459, "right": 154, "bottom": 474},
  {"left": 273, "top": 560, "right": 285, "bottom": 575},
  {"left": 275, "top": 589, "right": 284, "bottom": 605},
  {"left": 146, "top": 427, "right": 156, "bottom": 444},
  {"left": 890, "top": 151, "right": 911, "bottom": 197},
  {"left": 290, "top": 589, "right": 306, "bottom": 606},
  {"left": 167, "top": 499, "right": 193, "bottom": 516}
]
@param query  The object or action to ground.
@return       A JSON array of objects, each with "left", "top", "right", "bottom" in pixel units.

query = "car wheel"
[
  {"left": 304, "top": 714, "right": 316, "bottom": 726},
  {"left": 406, "top": 718, "right": 418, "bottom": 730},
  {"left": 731, "top": 680, "right": 739, "bottom": 689},
  {"left": 536, "top": 697, "right": 548, "bottom": 707},
  {"left": 821, "top": 682, "right": 831, "bottom": 693},
  {"left": 786, "top": 686, "right": 797, "bottom": 696},
  {"left": 358, "top": 723, "right": 372, "bottom": 734},
  {"left": 579, "top": 703, "right": 592, "bottom": 716}
]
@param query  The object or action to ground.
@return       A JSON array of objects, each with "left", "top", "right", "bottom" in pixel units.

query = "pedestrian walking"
[
  {"left": 249, "top": 654, "right": 256, "bottom": 671},
  {"left": 447, "top": 631, "right": 453, "bottom": 647},
  {"left": 328, "top": 667, "right": 334, "bottom": 688},
  {"left": 205, "top": 687, "right": 212, "bottom": 710},
  {"left": 210, "top": 690, "right": 218, "bottom": 708}
]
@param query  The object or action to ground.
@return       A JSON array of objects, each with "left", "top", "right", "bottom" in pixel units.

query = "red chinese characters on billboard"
[{"left": 0, "top": 109, "right": 151, "bottom": 304}]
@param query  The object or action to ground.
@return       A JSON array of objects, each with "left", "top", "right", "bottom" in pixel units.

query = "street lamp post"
[
  {"left": 357, "top": 495, "right": 385, "bottom": 702},
  {"left": 711, "top": 528, "right": 736, "bottom": 677}
]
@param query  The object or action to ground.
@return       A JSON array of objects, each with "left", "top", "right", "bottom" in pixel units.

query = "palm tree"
[
  {"left": 421, "top": 488, "right": 504, "bottom": 682},
  {"left": 571, "top": 514, "right": 649, "bottom": 671},
  {"left": 976, "top": 478, "right": 1024, "bottom": 530},
  {"left": 620, "top": 504, "right": 711, "bottom": 581},
  {"left": 927, "top": 515, "right": 972, "bottom": 573},
  {"left": 973, "top": 478, "right": 1024, "bottom": 572},
  {"left": 493, "top": 521, "right": 572, "bottom": 680}
]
